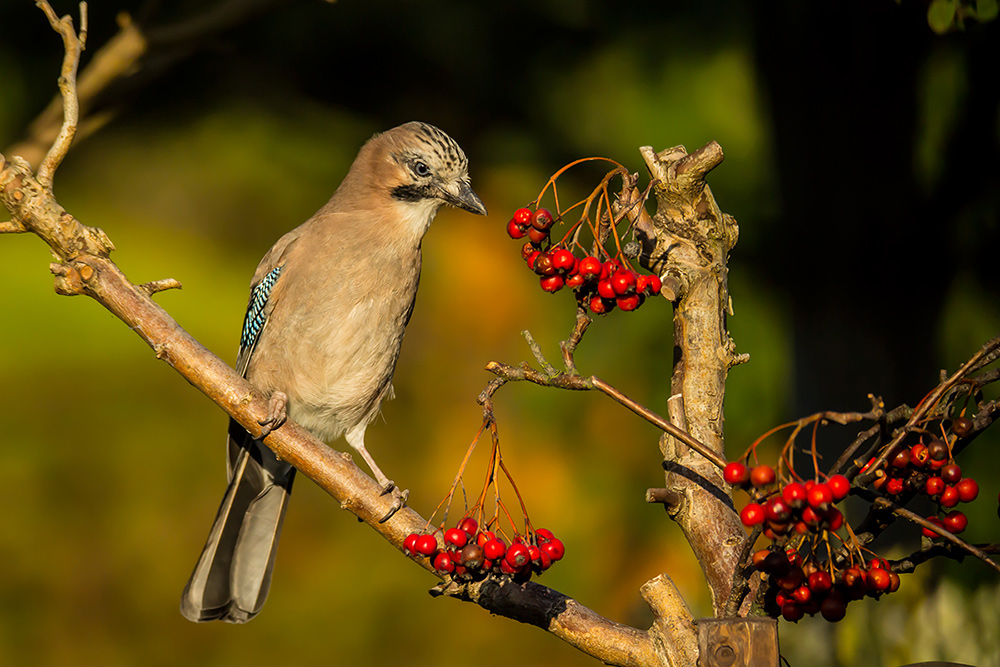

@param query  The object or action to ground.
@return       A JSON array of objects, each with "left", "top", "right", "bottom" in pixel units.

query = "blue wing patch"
[{"left": 240, "top": 265, "right": 284, "bottom": 357}]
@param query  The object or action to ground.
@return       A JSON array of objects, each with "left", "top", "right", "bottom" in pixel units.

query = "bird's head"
[{"left": 354, "top": 122, "right": 487, "bottom": 220}]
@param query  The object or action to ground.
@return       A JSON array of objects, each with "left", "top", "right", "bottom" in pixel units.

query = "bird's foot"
[
  {"left": 377, "top": 482, "right": 409, "bottom": 523},
  {"left": 258, "top": 391, "right": 288, "bottom": 438}
]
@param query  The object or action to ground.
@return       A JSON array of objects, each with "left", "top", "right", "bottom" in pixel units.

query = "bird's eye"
[{"left": 413, "top": 161, "right": 431, "bottom": 177}]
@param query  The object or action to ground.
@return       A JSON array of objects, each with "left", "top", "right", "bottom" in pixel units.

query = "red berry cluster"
[
  {"left": 727, "top": 463, "right": 850, "bottom": 539},
  {"left": 507, "top": 207, "right": 662, "bottom": 314},
  {"left": 754, "top": 548, "right": 900, "bottom": 623},
  {"left": 726, "top": 461, "right": 900, "bottom": 622},
  {"left": 404, "top": 517, "right": 565, "bottom": 582},
  {"left": 862, "top": 423, "right": 979, "bottom": 538}
]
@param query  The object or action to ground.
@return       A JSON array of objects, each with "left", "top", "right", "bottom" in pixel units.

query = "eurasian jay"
[{"left": 180, "top": 122, "right": 487, "bottom": 623}]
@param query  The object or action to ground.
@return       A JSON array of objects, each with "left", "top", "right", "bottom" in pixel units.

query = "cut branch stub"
[{"left": 637, "top": 142, "right": 738, "bottom": 280}]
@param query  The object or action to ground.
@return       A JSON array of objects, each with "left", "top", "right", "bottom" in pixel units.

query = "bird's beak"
[{"left": 441, "top": 180, "right": 487, "bottom": 216}]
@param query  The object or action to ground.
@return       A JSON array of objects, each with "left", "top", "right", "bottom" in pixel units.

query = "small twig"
[
  {"left": 36, "top": 0, "right": 88, "bottom": 190},
  {"left": 0, "top": 220, "right": 28, "bottom": 233},
  {"left": 522, "top": 330, "right": 558, "bottom": 376},
  {"left": 558, "top": 307, "right": 591, "bottom": 374},
  {"left": 138, "top": 278, "right": 183, "bottom": 296},
  {"left": 590, "top": 376, "right": 728, "bottom": 470},
  {"left": 892, "top": 542, "right": 1000, "bottom": 574}
]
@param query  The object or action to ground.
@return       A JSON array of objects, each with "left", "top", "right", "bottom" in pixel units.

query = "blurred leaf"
[
  {"left": 970, "top": 0, "right": 999, "bottom": 21},
  {"left": 928, "top": 0, "right": 959, "bottom": 32}
]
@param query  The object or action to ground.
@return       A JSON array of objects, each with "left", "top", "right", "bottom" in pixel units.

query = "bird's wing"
[{"left": 235, "top": 227, "right": 304, "bottom": 377}]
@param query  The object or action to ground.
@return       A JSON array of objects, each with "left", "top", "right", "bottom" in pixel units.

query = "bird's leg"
[
  {"left": 345, "top": 425, "right": 409, "bottom": 522},
  {"left": 258, "top": 391, "right": 288, "bottom": 438}
]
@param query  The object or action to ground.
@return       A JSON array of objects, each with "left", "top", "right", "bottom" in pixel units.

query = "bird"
[{"left": 180, "top": 121, "right": 487, "bottom": 624}]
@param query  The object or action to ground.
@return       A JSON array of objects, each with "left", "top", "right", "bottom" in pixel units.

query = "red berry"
[
  {"left": 527, "top": 226, "right": 548, "bottom": 244},
  {"left": 415, "top": 534, "right": 438, "bottom": 556},
  {"left": 942, "top": 510, "right": 968, "bottom": 533},
  {"left": 885, "top": 478, "right": 904, "bottom": 495},
  {"left": 740, "top": 502, "right": 766, "bottom": 526},
  {"left": 750, "top": 465, "right": 776, "bottom": 488},
  {"left": 505, "top": 542, "right": 531, "bottom": 568},
  {"left": 808, "top": 571, "right": 833, "bottom": 594},
  {"left": 535, "top": 528, "right": 555, "bottom": 542},
  {"left": 889, "top": 572, "right": 901, "bottom": 593},
  {"left": 458, "top": 517, "right": 479, "bottom": 536},
  {"left": 531, "top": 208, "right": 554, "bottom": 230},
  {"left": 577, "top": 256, "right": 602, "bottom": 281},
  {"left": 610, "top": 269, "right": 637, "bottom": 296},
  {"left": 956, "top": 478, "right": 979, "bottom": 502},
  {"left": 597, "top": 279, "right": 616, "bottom": 300},
  {"left": 600, "top": 260, "right": 618, "bottom": 280},
  {"left": 781, "top": 600, "right": 804, "bottom": 622},
  {"left": 939, "top": 485, "right": 960, "bottom": 508},
  {"left": 765, "top": 498, "right": 792, "bottom": 523},
  {"left": 433, "top": 551, "right": 455, "bottom": 573},
  {"left": 616, "top": 294, "right": 641, "bottom": 311},
  {"left": 868, "top": 557, "right": 888, "bottom": 571},
  {"left": 540, "top": 275, "right": 564, "bottom": 293},
  {"left": 941, "top": 464, "right": 962, "bottom": 484},
  {"left": 476, "top": 530, "right": 495, "bottom": 547},
  {"left": 928, "top": 438, "right": 949, "bottom": 461},
  {"left": 588, "top": 295, "right": 613, "bottom": 314},
  {"left": 891, "top": 448, "right": 911, "bottom": 469},
  {"left": 445, "top": 527, "right": 468, "bottom": 548},
  {"left": 952, "top": 416, "right": 973, "bottom": 437},
  {"left": 867, "top": 568, "right": 891, "bottom": 592},
  {"left": 801, "top": 505, "right": 821, "bottom": 527},
  {"left": 507, "top": 219, "right": 527, "bottom": 239},
  {"left": 550, "top": 248, "right": 576, "bottom": 273},
  {"left": 827, "top": 474, "right": 851, "bottom": 501},
  {"left": 807, "top": 483, "right": 834, "bottom": 508},
  {"left": 541, "top": 538, "right": 565, "bottom": 561},
  {"left": 533, "top": 252, "right": 556, "bottom": 276},
  {"left": 404, "top": 533, "right": 419, "bottom": 555},
  {"left": 513, "top": 207, "right": 533, "bottom": 224},
  {"left": 460, "top": 543, "right": 485, "bottom": 569},
  {"left": 792, "top": 585, "right": 812, "bottom": 604},
  {"left": 635, "top": 274, "right": 650, "bottom": 295},
  {"left": 723, "top": 462, "right": 750, "bottom": 486},
  {"left": 820, "top": 595, "right": 847, "bottom": 622},
  {"left": 648, "top": 275, "right": 662, "bottom": 295},
  {"left": 922, "top": 515, "right": 945, "bottom": 538},
  {"left": 925, "top": 476, "right": 945, "bottom": 497},
  {"left": 782, "top": 482, "right": 808, "bottom": 506},
  {"left": 910, "top": 443, "right": 929, "bottom": 468},
  {"left": 565, "top": 273, "right": 585, "bottom": 289},
  {"left": 483, "top": 537, "right": 506, "bottom": 560}
]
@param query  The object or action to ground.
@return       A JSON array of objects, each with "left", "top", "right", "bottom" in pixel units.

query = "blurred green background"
[{"left": 1, "top": 1, "right": 998, "bottom": 665}]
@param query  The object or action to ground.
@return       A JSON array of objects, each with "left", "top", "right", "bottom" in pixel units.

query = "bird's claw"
[
  {"left": 258, "top": 391, "right": 288, "bottom": 438},
  {"left": 378, "top": 484, "right": 409, "bottom": 523}
]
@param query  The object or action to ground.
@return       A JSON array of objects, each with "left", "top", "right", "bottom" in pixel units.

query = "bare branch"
[{"left": 35, "top": 1, "right": 88, "bottom": 189}]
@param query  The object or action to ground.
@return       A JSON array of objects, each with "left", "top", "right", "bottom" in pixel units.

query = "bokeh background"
[{"left": 1, "top": 1, "right": 998, "bottom": 665}]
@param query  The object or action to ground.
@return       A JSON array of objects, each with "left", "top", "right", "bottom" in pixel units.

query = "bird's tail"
[{"left": 180, "top": 420, "right": 295, "bottom": 623}]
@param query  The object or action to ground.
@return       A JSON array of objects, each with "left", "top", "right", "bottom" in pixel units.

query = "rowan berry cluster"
[
  {"left": 507, "top": 207, "right": 662, "bottom": 314},
  {"left": 404, "top": 518, "right": 565, "bottom": 582},
  {"left": 753, "top": 547, "right": 899, "bottom": 623},
  {"left": 863, "top": 416, "right": 979, "bottom": 538},
  {"left": 726, "top": 461, "right": 899, "bottom": 622}
]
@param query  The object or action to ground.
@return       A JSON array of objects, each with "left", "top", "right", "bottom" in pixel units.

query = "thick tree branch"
[{"left": 638, "top": 142, "right": 749, "bottom": 617}]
